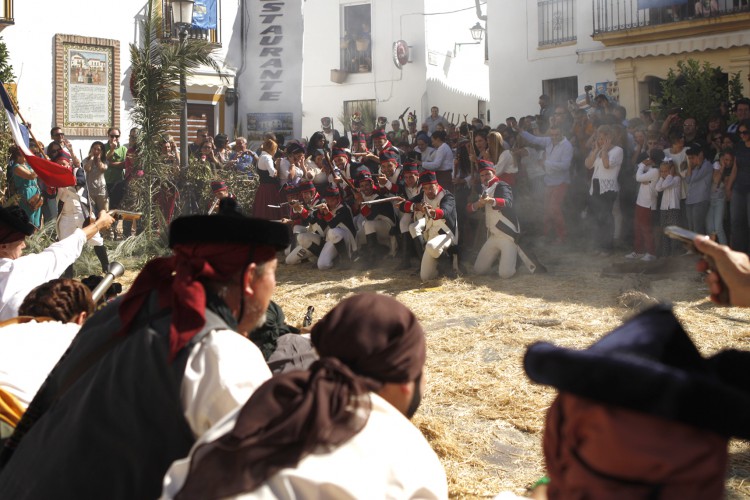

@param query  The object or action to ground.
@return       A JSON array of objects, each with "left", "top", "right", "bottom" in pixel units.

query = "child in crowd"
[
  {"left": 627, "top": 148, "right": 664, "bottom": 261},
  {"left": 707, "top": 149, "right": 733, "bottom": 245},
  {"left": 655, "top": 159, "right": 682, "bottom": 256}
]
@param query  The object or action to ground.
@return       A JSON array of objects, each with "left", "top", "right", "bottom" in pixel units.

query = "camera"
[
  {"left": 669, "top": 107, "right": 683, "bottom": 116},
  {"left": 584, "top": 85, "right": 593, "bottom": 92}
]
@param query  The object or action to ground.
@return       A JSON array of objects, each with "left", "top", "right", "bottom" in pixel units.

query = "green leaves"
[
  {"left": 653, "top": 58, "right": 743, "bottom": 125},
  {"left": 128, "top": 0, "right": 221, "bottom": 233}
]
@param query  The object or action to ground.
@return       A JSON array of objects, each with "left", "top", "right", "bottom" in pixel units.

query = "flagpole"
[{"left": 3, "top": 84, "right": 49, "bottom": 160}]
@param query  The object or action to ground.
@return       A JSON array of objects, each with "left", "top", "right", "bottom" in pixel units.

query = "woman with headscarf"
[
  {"left": 162, "top": 293, "right": 447, "bottom": 500},
  {"left": 252, "top": 138, "right": 281, "bottom": 220}
]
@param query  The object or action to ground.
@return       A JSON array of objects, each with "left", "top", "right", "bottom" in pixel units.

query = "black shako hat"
[
  {"left": 524, "top": 304, "right": 750, "bottom": 439},
  {"left": 169, "top": 213, "right": 289, "bottom": 251}
]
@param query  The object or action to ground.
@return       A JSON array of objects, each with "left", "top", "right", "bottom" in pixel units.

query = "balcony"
[
  {"left": 161, "top": 0, "right": 221, "bottom": 45},
  {"left": 592, "top": 0, "right": 750, "bottom": 46},
  {"left": 0, "top": 0, "right": 13, "bottom": 30}
]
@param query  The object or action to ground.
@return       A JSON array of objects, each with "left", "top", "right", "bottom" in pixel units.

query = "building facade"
[
  {"left": 300, "top": 0, "right": 489, "bottom": 140},
  {"left": 2, "top": 0, "right": 238, "bottom": 154},
  {"left": 487, "top": 0, "right": 750, "bottom": 122}
]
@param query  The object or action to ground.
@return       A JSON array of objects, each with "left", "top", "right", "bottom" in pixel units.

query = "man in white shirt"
[
  {"left": 162, "top": 293, "right": 447, "bottom": 500},
  {"left": 0, "top": 205, "right": 115, "bottom": 321},
  {"left": 423, "top": 106, "right": 450, "bottom": 135},
  {"left": 0, "top": 209, "right": 289, "bottom": 500}
]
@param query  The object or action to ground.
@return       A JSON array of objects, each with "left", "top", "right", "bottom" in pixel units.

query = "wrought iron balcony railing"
[
  {"left": 539, "top": 0, "right": 577, "bottom": 47},
  {"left": 593, "top": 0, "right": 749, "bottom": 35}
]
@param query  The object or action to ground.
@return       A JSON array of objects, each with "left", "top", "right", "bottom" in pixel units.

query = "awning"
[
  {"left": 577, "top": 32, "right": 750, "bottom": 63},
  {"left": 187, "top": 67, "right": 235, "bottom": 95}
]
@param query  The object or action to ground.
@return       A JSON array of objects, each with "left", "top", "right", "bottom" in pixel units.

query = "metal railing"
[
  {"left": 539, "top": 0, "right": 577, "bottom": 46},
  {"left": 161, "top": 0, "right": 221, "bottom": 45},
  {"left": 593, "top": 0, "right": 748, "bottom": 35}
]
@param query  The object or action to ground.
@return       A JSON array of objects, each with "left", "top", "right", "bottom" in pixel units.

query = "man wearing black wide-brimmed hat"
[
  {"left": 523, "top": 304, "right": 750, "bottom": 499},
  {"left": 0, "top": 211, "right": 289, "bottom": 500}
]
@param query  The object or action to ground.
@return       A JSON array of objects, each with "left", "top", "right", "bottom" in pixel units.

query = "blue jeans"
[
  {"left": 706, "top": 197, "right": 727, "bottom": 244},
  {"left": 686, "top": 200, "right": 709, "bottom": 235},
  {"left": 730, "top": 189, "right": 750, "bottom": 253}
]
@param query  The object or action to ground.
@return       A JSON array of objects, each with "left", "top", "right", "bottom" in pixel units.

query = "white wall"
[
  {"left": 3, "top": 1, "right": 239, "bottom": 154},
  {"left": 300, "top": 0, "right": 491, "bottom": 138},
  {"left": 300, "top": 0, "right": 430, "bottom": 139},
  {"left": 423, "top": 0, "right": 489, "bottom": 124},
  {"left": 487, "top": 0, "right": 616, "bottom": 120}
]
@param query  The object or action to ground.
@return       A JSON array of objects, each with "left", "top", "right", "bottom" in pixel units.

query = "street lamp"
[
  {"left": 469, "top": 22, "right": 485, "bottom": 42},
  {"left": 171, "top": 0, "right": 194, "bottom": 170},
  {"left": 454, "top": 22, "right": 485, "bottom": 56}
]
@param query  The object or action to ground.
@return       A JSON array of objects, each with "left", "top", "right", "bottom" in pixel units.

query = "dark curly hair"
[{"left": 18, "top": 279, "right": 95, "bottom": 322}]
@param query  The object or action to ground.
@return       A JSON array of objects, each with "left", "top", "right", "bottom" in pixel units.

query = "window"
[
  {"left": 340, "top": 3, "right": 371, "bottom": 74},
  {"left": 343, "top": 99, "right": 376, "bottom": 132},
  {"left": 542, "top": 76, "right": 578, "bottom": 108},
  {"left": 538, "top": 0, "right": 576, "bottom": 47}
]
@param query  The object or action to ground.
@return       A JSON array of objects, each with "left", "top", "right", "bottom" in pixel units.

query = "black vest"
[{"left": 0, "top": 296, "right": 229, "bottom": 500}]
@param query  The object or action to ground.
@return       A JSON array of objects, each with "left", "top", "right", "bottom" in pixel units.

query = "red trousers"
[
  {"left": 633, "top": 205, "right": 655, "bottom": 255},
  {"left": 544, "top": 183, "right": 568, "bottom": 241}
]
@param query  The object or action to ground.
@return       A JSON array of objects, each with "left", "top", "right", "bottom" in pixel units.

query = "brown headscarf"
[
  {"left": 175, "top": 293, "right": 426, "bottom": 500},
  {"left": 544, "top": 393, "right": 728, "bottom": 500}
]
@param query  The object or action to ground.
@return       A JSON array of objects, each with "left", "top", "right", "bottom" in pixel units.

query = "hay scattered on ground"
[
  {"left": 113, "top": 245, "right": 750, "bottom": 499},
  {"left": 273, "top": 248, "right": 750, "bottom": 499}
]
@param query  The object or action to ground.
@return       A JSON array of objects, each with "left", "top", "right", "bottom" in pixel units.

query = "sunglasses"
[
  {"left": 740, "top": 130, "right": 750, "bottom": 136},
  {"left": 53, "top": 132, "right": 64, "bottom": 137},
  {"left": 109, "top": 134, "right": 120, "bottom": 138}
]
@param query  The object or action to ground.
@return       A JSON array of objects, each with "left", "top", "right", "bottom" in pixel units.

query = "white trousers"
[
  {"left": 318, "top": 227, "right": 354, "bottom": 270},
  {"left": 474, "top": 232, "right": 517, "bottom": 279},
  {"left": 285, "top": 231, "right": 322, "bottom": 265},
  {"left": 398, "top": 212, "right": 413, "bottom": 234},
  {"left": 420, "top": 234, "right": 452, "bottom": 281}
]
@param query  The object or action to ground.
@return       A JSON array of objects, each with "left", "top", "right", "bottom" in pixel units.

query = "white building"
[
  {"left": 0, "top": 0, "right": 490, "bottom": 155},
  {"left": 300, "top": 0, "right": 489, "bottom": 140},
  {"left": 2, "top": 0, "right": 239, "bottom": 154},
  {"left": 487, "top": 0, "right": 750, "bottom": 121}
]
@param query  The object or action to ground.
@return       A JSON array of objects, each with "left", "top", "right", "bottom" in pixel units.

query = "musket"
[
  {"left": 450, "top": 113, "right": 455, "bottom": 125},
  {"left": 361, "top": 196, "right": 402, "bottom": 205},
  {"left": 91, "top": 262, "right": 125, "bottom": 303},
  {"left": 467, "top": 129, "right": 478, "bottom": 178},
  {"left": 399, "top": 106, "right": 411, "bottom": 143},
  {"left": 267, "top": 201, "right": 290, "bottom": 209},
  {"left": 324, "top": 144, "right": 359, "bottom": 194},
  {"left": 109, "top": 209, "right": 143, "bottom": 221},
  {"left": 208, "top": 198, "right": 220, "bottom": 215}
]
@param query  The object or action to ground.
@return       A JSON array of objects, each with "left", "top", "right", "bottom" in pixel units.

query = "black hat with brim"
[
  {"left": 524, "top": 304, "right": 750, "bottom": 439},
  {"left": 0, "top": 205, "right": 36, "bottom": 243},
  {"left": 169, "top": 214, "right": 289, "bottom": 251}
]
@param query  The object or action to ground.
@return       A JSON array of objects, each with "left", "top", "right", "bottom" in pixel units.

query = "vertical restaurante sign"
[{"left": 246, "top": 0, "right": 303, "bottom": 138}]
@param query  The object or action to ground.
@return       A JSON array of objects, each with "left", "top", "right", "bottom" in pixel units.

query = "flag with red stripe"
[{"left": 0, "top": 82, "right": 74, "bottom": 188}]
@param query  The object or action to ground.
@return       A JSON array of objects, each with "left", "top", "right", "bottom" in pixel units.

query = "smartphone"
[{"left": 664, "top": 226, "right": 730, "bottom": 305}]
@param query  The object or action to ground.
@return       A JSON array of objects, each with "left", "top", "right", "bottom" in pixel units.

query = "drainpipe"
[
  {"left": 233, "top": 0, "right": 247, "bottom": 135},
  {"left": 475, "top": 0, "right": 486, "bottom": 21}
]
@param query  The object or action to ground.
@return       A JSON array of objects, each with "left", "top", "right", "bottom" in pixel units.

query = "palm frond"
[{"left": 129, "top": 0, "right": 223, "bottom": 235}]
